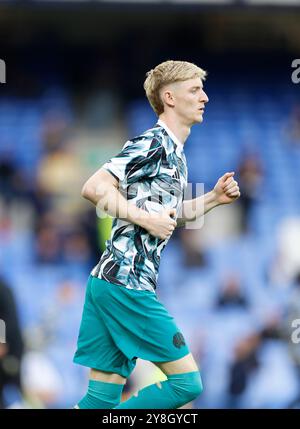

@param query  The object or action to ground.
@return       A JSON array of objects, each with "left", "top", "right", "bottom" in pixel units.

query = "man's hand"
[
  {"left": 212, "top": 172, "right": 241, "bottom": 205},
  {"left": 141, "top": 208, "right": 177, "bottom": 240}
]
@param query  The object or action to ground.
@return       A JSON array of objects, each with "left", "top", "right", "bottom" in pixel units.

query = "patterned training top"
[{"left": 91, "top": 120, "right": 188, "bottom": 292}]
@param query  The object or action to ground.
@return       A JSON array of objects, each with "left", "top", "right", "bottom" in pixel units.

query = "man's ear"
[{"left": 161, "top": 88, "right": 175, "bottom": 109}]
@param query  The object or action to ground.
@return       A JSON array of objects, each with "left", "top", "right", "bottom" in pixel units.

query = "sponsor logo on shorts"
[{"left": 173, "top": 332, "right": 186, "bottom": 349}]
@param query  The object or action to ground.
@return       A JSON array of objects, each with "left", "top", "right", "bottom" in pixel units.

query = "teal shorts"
[{"left": 73, "top": 276, "right": 189, "bottom": 378}]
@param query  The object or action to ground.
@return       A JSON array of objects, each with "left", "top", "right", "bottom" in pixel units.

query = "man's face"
[{"left": 164, "top": 77, "right": 209, "bottom": 125}]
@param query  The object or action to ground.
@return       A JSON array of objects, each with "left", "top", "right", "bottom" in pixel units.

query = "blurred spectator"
[
  {"left": 236, "top": 152, "right": 263, "bottom": 233},
  {"left": 77, "top": 207, "right": 102, "bottom": 267},
  {"left": 216, "top": 273, "right": 248, "bottom": 309},
  {"left": 34, "top": 210, "right": 93, "bottom": 266},
  {"left": 34, "top": 211, "right": 62, "bottom": 264},
  {"left": 37, "top": 140, "right": 83, "bottom": 216},
  {"left": 18, "top": 278, "right": 83, "bottom": 408},
  {"left": 269, "top": 217, "right": 300, "bottom": 285},
  {"left": 82, "top": 89, "right": 120, "bottom": 130},
  {"left": 285, "top": 104, "right": 300, "bottom": 144},
  {"left": 0, "top": 153, "right": 18, "bottom": 205},
  {"left": 63, "top": 229, "right": 91, "bottom": 265},
  {"left": 39, "top": 279, "right": 83, "bottom": 344},
  {"left": 260, "top": 312, "right": 283, "bottom": 341},
  {"left": 227, "top": 332, "right": 261, "bottom": 409},
  {"left": 41, "top": 109, "right": 70, "bottom": 154},
  {"left": 179, "top": 229, "right": 207, "bottom": 268},
  {"left": 284, "top": 273, "right": 300, "bottom": 408},
  {"left": 0, "top": 277, "right": 24, "bottom": 408},
  {"left": 80, "top": 62, "right": 120, "bottom": 130},
  {"left": 21, "top": 350, "right": 63, "bottom": 409},
  {"left": 0, "top": 152, "right": 32, "bottom": 207}
]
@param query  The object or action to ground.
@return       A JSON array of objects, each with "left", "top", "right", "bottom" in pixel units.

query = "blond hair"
[{"left": 144, "top": 60, "right": 207, "bottom": 116}]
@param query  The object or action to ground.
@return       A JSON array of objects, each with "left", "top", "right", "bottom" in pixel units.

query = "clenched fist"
[
  {"left": 142, "top": 208, "right": 177, "bottom": 240},
  {"left": 213, "top": 172, "right": 241, "bottom": 205}
]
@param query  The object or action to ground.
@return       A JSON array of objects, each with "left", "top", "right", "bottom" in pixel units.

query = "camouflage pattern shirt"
[{"left": 91, "top": 120, "right": 188, "bottom": 292}]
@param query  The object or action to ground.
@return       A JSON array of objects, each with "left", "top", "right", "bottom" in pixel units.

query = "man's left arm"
[{"left": 178, "top": 172, "right": 240, "bottom": 226}]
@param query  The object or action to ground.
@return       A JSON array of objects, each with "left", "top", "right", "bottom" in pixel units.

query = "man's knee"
[{"left": 168, "top": 371, "right": 203, "bottom": 405}]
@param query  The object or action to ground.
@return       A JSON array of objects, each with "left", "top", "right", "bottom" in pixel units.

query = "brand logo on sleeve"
[{"left": 173, "top": 332, "right": 186, "bottom": 349}]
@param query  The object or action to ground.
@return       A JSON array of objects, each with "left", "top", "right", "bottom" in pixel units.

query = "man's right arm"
[{"left": 81, "top": 168, "right": 176, "bottom": 240}]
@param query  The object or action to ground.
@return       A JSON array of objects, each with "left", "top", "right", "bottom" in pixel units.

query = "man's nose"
[{"left": 202, "top": 91, "right": 209, "bottom": 103}]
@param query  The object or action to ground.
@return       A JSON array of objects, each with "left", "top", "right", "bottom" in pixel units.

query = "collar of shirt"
[{"left": 157, "top": 119, "right": 184, "bottom": 152}]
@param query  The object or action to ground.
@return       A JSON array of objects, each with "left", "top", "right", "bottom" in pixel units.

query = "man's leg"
[
  {"left": 154, "top": 352, "right": 199, "bottom": 375},
  {"left": 114, "top": 353, "right": 203, "bottom": 409},
  {"left": 73, "top": 277, "right": 135, "bottom": 409},
  {"left": 75, "top": 369, "right": 126, "bottom": 409}
]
